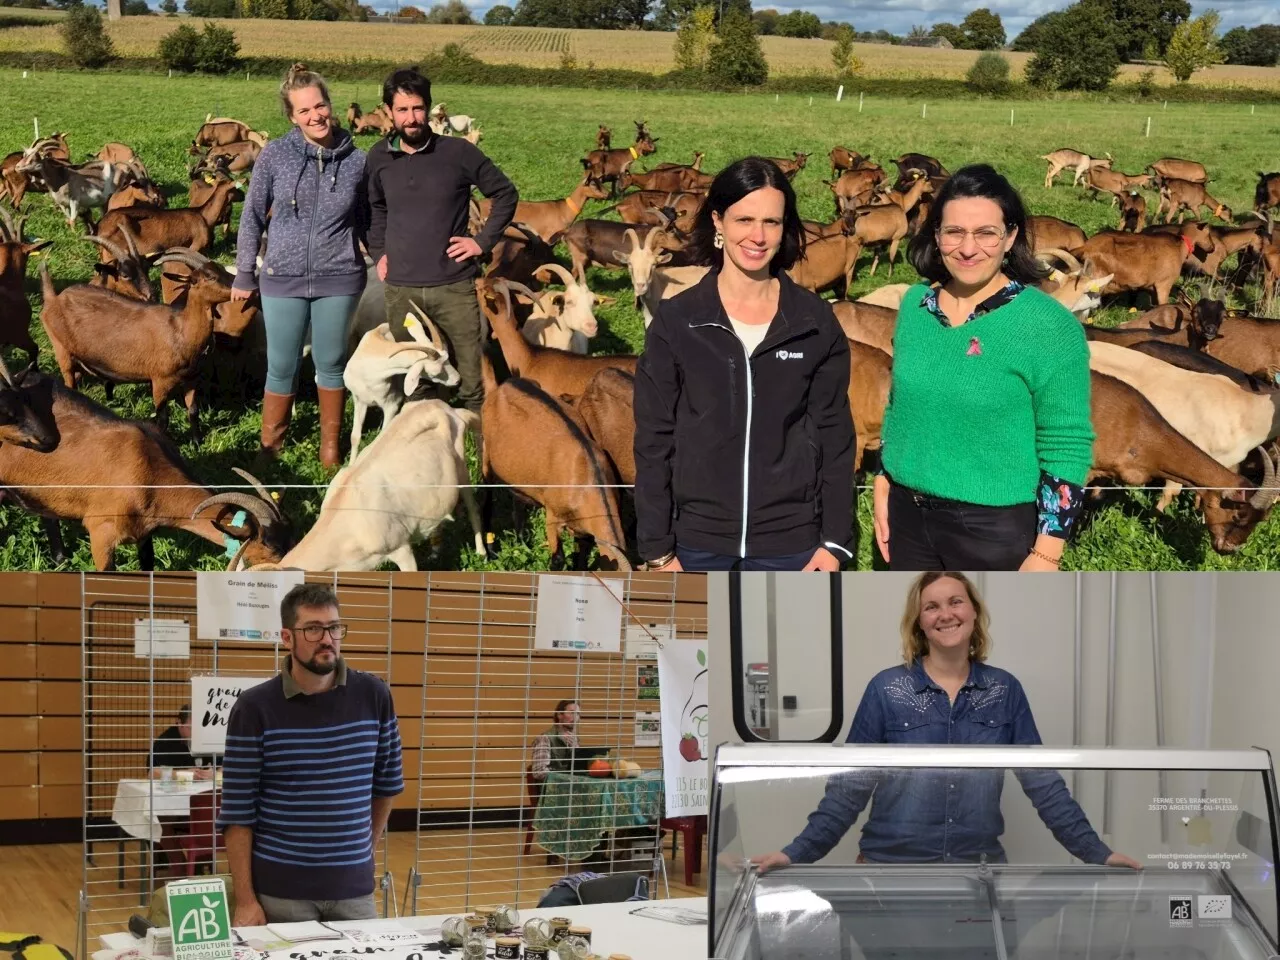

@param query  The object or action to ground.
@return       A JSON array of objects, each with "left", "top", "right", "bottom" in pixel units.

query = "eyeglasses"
[
  {"left": 294, "top": 623, "right": 348, "bottom": 643},
  {"left": 937, "top": 226, "right": 1008, "bottom": 250}
]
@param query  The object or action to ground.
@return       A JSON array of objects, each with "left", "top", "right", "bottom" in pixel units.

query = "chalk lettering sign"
[{"left": 190, "top": 675, "right": 270, "bottom": 754}]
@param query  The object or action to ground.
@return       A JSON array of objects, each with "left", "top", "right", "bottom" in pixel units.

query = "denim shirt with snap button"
[{"left": 781, "top": 660, "right": 1112, "bottom": 866}]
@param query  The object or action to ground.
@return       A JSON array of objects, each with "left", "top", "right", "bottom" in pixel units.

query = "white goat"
[
  {"left": 626, "top": 252, "right": 709, "bottom": 327},
  {"left": 508, "top": 262, "right": 609, "bottom": 353},
  {"left": 429, "top": 102, "right": 478, "bottom": 137},
  {"left": 258, "top": 400, "right": 484, "bottom": 571},
  {"left": 17, "top": 155, "right": 115, "bottom": 227},
  {"left": 343, "top": 311, "right": 460, "bottom": 465}
]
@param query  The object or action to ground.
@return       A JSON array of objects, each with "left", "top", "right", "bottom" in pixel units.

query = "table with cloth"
[{"left": 533, "top": 771, "right": 664, "bottom": 861}]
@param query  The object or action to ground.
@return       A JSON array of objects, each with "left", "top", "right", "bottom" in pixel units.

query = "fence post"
[
  {"left": 922, "top": 102, "right": 927, "bottom": 119},
  {"left": 1010, "top": 108, "right": 1014, "bottom": 126},
  {"left": 858, "top": 91, "right": 864, "bottom": 113},
  {"left": 836, "top": 84, "right": 844, "bottom": 101},
  {"left": 33, "top": 117, "right": 39, "bottom": 140},
  {"left": 1145, "top": 116, "right": 1151, "bottom": 137}
]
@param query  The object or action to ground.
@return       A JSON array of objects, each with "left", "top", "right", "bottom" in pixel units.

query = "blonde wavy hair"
[
  {"left": 900, "top": 572, "right": 991, "bottom": 666},
  {"left": 280, "top": 62, "right": 332, "bottom": 120}
]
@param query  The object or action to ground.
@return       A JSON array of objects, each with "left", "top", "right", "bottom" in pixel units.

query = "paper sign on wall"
[
  {"left": 195, "top": 572, "right": 305, "bottom": 642},
  {"left": 658, "top": 640, "right": 709, "bottom": 817},
  {"left": 635, "top": 711, "right": 661, "bottom": 747},
  {"left": 134, "top": 618, "right": 191, "bottom": 659},
  {"left": 190, "top": 675, "right": 270, "bottom": 754},
  {"left": 166, "top": 877, "right": 233, "bottom": 960},
  {"left": 625, "top": 622, "right": 672, "bottom": 660},
  {"left": 637, "top": 664, "right": 659, "bottom": 700},
  {"left": 533, "top": 576, "right": 624, "bottom": 652}
]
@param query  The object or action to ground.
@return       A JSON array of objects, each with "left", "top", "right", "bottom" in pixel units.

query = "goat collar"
[
  {"left": 1181, "top": 234, "right": 1195, "bottom": 256},
  {"left": 629, "top": 145, "right": 639, "bottom": 160},
  {"left": 565, "top": 194, "right": 581, "bottom": 216}
]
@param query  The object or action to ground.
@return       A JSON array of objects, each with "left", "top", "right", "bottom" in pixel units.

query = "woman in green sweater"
[{"left": 872, "top": 164, "right": 1094, "bottom": 572}]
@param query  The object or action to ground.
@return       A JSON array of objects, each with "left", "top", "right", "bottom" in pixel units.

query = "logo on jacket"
[{"left": 775, "top": 349, "right": 803, "bottom": 360}]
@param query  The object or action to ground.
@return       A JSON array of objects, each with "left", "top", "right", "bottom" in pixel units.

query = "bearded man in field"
[{"left": 363, "top": 66, "right": 518, "bottom": 414}]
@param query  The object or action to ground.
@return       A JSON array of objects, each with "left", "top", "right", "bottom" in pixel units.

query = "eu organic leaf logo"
[
  {"left": 202, "top": 895, "right": 217, "bottom": 908},
  {"left": 696, "top": 649, "right": 705, "bottom": 667}
]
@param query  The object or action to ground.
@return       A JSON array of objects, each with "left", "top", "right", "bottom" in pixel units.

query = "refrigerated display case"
[{"left": 710, "top": 744, "right": 1280, "bottom": 960}]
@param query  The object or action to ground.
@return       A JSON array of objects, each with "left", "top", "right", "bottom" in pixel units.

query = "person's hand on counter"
[
  {"left": 234, "top": 898, "right": 266, "bottom": 927},
  {"left": 749, "top": 851, "right": 792, "bottom": 874},
  {"left": 1106, "top": 851, "right": 1143, "bottom": 870}
]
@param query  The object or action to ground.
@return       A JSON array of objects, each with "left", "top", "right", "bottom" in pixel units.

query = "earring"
[{"left": 713, "top": 231, "right": 724, "bottom": 250}]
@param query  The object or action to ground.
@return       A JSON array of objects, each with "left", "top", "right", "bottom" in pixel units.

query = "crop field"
[
  {"left": 2, "top": 70, "right": 1280, "bottom": 571},
  {"left": 1, "top": 15, "right": 1280, "bottom": 87}
]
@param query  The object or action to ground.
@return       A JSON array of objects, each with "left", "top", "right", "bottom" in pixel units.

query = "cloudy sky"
[{"left": 380, "top": 0, "right": 1279, "bottom": 34}]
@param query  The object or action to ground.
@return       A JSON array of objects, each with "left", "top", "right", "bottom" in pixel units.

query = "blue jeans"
[
  {"left": 675, "top": 545, "right": 819, "bottom": 571},
  {"left": 262, "top": 295, "right": 358, "bottom": 394},
  {"left": 256, "top": 891, "right": 376, "bottom": 921}
]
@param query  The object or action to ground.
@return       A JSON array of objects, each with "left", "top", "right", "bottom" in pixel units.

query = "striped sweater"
[{"left": 217, "top": 657, "right": 404, "bottom": 901}]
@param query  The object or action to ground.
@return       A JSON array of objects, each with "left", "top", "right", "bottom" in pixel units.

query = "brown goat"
[
  {"left": 1118, "top": 191, "right": 1147, "bottom": 232},
  {"left": 618, "top": 166, "right": 709, "bottom": 195},
  {"left": 479, "top": 354, "right": 630, "bottom": 570},
  {"left": 480, "top": 279, "right": 638, "bottom": 402},
  {"left": 0, "top": 368, "right": 291, "bottom": 570},
  {"left": 764, "top": 152, "right": 809, "bottom": 180},
  {"left": 96, "top": 179, "right": 243, "bottom": 260},
  {"left": 576, "top": 366, "right": 636, "bottom": 486},
  {"left": 475, "top": 177, "right": 609, "bottom": 245},
  {"left": 829, "top": 146, "right": 869, "bottom": 178},
  {"left": 613, "top": 189, "right": 701, "bottom": 233},
  {"left": 0, "top": 207, "right": 49, "bottom": 361},
  {"left": 786, "top": 234, "right": 862, "bottom": 298},
  {"left": 1147, "top": 157, "right": 1209, "bottom": 184},
  {"left": 1026, "top": 216, "right": 1087, "bottom": 255},
  {"left": 1184, "top": 299, "right": 1280, "bottom": 381},
  {"left": 1088, "top": 371, "right": 1280, "bottom": 554},
  {"left": 563, "top": 219, "right": 690, "bottom": 282},
  {"left": 38, "top": 250, "right": 251, "bottom": 440},
  {"left": 1155, "top": 177, "right": 1232, "bottom": 224},
  {"left": 582, "top": 122, "right": 658, "bottom": 195},
  {"left": 845, "top": 198, "right": 912, "bottom": 279},
  {"left": 84, "top": 223, "right": 154, "bottom": 301},
  {"left": 1255, "top": 172, "right": 1280, "bottom": 216},
  {"left": 1086, "top": 167, "right": 1153, "bottom": 204},
  {"left": 1, "top": 134, "right": 69, "bottom": 208},
  {"left": 825, "top": 168, "right": 886, "bottom": 216},
  {"left": 97, "top": 142, "right": 137, "bottom": 165},
  {"left": 194, "top": 139, "right": 261, "bottom": 175},
  {"left": 1063, "top": 225, "right": 1216, "bottom": 304},
  {"left": 653, "top": 150, "right": 705, "bottom": 172},
  {"left": 106, "top": 180, "right": 167, "bottom": 212},
  {"left": 595, "top": 125, "right": 612, "bottom": 151},
  {"left": 847, "top": 339, "right": 892, "bottom": 472},
  {"left": 832, "top": 300, "right": 896, "bottom": 355},
  {"left": 1040, "top": 149, "right": 1112, "bottom": 188},
  {"left": 190, "top": 119, "right": 264, "bottom": 154}
]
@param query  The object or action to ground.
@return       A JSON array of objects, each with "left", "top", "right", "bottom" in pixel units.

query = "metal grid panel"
[
  {"left": 79, "top": 572, "right": 393, "bottom": 941},
  {"left": 404, "top": 572, "right": 708, "bottom": 915}
]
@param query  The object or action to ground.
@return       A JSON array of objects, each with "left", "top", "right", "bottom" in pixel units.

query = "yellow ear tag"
[
  {"left": 404, "top": 313, "right": 422, "bottom": 332},
  {"left": 1049, "top": 269, "right": 1064, "bottom": 283},
  {"left": 1128, "top": 306, "right": 1138, "bottom": 312},
  {"left": 270, "top": 491, "right": 280, "bottom": 501},
  {"left": 486, "top": 532, "right": 496, "bottom": 544}
]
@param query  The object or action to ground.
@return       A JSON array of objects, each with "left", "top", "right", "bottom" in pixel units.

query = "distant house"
[{"left": 902, "top": 35, "right": 953, "bottom": 49}]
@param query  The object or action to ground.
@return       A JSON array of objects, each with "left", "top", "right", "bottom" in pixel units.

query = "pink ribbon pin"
[{"left": 967, "top": 337, "right": 982, "bottom": 356}]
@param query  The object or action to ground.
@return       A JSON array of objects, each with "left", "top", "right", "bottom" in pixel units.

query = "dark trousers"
[
  {"left": 887, "top": 482, "right": 1036, "bottom": 571},
  {"left": 385, "top": 278, "right": 485, "bottom": 414},
  {"left": 676, "top": 544, "right": 820, "bottom": 572}
]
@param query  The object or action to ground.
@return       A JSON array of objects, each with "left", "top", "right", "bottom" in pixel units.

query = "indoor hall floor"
[{"left": 0, "top": 825, "right": 708, "bottom": 950}]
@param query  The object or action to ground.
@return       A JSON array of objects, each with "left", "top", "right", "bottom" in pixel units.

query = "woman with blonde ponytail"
[{"left": 232, "top": 63, "right": 368, "bottom": 470}]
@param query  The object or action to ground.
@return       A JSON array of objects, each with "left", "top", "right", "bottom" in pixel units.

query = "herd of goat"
[{"left": 1, "top": 108, "right": 1280, "bottom": 572}]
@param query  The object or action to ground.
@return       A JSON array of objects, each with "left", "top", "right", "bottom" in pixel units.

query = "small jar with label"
[
  {"left": 555, "top": 935, "right": 591, "bottom": 960},
  {"left": 494, "top": 937, "right": 522, "bottom": 959},
  {"left": 549, "top": 918, "right": 572, "bottom": 943},
  {"left": 568, "top": 926, "right": 591, "bottom": 946}
]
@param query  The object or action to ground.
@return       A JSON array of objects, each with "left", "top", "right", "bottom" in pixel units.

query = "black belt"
[{"left": 886, "top": 473, "right": 970, "bottom": 510}]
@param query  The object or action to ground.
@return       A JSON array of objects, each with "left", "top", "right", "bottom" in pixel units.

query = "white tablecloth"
[
  {"left": 101, "top": 898, "right": 710, "bottom": 959},
  {"left": 110, "top": 779, "right": 215, "bottom": 843}
]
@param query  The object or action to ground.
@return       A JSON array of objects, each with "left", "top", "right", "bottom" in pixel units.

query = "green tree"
[
  {"left": 1111, "top": 0, "right": 1190, "bottom": 60},
  {"left": 904, "top": 23, "right": 929, "bottom": 44},
  {"left": 194, "top": 20, "right": 238, "bottom": 69},
  {"left": 829, "top": 22, "right": 859, "bottom": 74},
  {"left": 774, "top": 8, "right": 819, "bottom": 37},
  {"left": 159, "top": 0, "right": 177, "bottom": 13},
  {"left": 965, "top": 50, "right": 1009, "bottom": 90},
  {"left": 1025, "top": 0, "right": 1121, "bottom": 90},
  {"left": 673, "top": 2, "right": 714, "bottom": 69},
  {"left": 483, "top": 2, "right": 512, "bottom": 22},
  {"left": 750, "top": 6, "right": 775, "bottom": 34},
  {"left": 158, "top": 19, "right": 198, "bottom": 67},
  {"left": 60, "top": 3, "right": 115, "bottom": 66},
  {"left": 425, "top": 0, "right": 472, "bottom": 21},
  {"left": 959, "top": 7, "right": 1004, "bottom": 49},
  {"left": 1163, "top": 9, "right": 1224, "bottom": 81},
  {"left": 511, "top": 0, "right": 568, "bottom": 25},
  {"left": 122, "top": 0, "right": 152, "bottom": 13},
  {"left": 708, "top": 6, "right": 766, "bottom": 84},
  {"left": 185, "top": 0, "right": 236, "bottom": 16},
  {"left": 396, "top": 3, "right": 424, "bottom": 16},
  {"left": 1011, "top": 10, "right": 1061, "bottom": 51},
  {"left": 1220, "top": 24, "right": 1280, "bottom": 66},
  {"left": 929, "top": 21, "right": 963, "bottom": 46}
]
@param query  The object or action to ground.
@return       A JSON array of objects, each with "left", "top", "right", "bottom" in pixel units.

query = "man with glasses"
[{"left": 218, "top": 583, "right": 403, "bottom": 923}]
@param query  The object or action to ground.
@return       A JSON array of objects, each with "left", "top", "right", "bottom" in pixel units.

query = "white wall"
[{"left": 708, "top": 573, "right": 1276, "bottom": 867}]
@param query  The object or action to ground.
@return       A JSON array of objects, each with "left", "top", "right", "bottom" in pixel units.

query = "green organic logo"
[{"left": 166, "top": 880, "right": 233, "bottom": 960}]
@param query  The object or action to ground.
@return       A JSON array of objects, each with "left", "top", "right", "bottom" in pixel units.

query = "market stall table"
[
  {"left": 533, "top": 771, "right": 664, "bottom": 862},
  {"left": 99, "top": 898, "right": 710, "bottom": 960},
  {"left": 111, "top": 778, "right": 215, "bottom": 843}
]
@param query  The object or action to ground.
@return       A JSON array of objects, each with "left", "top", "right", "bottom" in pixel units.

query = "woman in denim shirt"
[{"left": 755, "top": 572, "right": 1141, "bottom": 870}]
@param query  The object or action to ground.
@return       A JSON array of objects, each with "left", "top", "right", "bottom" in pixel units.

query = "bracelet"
[
  {"left": 645, "top": 550, "right": 677, "bottom": 570},
  {"left": 1029, "top": 546, "right": 1061, "bottom": 567}
]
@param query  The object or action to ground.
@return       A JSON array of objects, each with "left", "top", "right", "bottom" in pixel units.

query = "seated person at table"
[
  {"left": 753, "top": 572, "right": 1143, "bottom": 872},
  {"left": 531, "top": 699, "right": 580, "bottom": 781},
  {"left": 150, "top": 705, "right": 213, "bottom": 779}
]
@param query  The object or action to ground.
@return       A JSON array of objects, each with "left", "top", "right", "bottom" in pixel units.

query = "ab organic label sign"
[{"left": 167, "top": 878, "right": 233, "bottom": 960}]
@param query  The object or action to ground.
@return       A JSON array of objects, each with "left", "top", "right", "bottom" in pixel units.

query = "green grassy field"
[{"left": 2, "top": 69, "right": 1279, "bottom": 570}]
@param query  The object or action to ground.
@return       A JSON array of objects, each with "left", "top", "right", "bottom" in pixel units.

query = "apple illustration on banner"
[{"left": 679, "top": 648, "right": 708, "bottom": 763}]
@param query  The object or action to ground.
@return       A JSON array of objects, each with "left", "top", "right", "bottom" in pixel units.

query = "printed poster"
[
  {"left": 634, "top": 711, "right": 661, "bottom": 747},
  {"left": 134, "top": 618, "right": 191, "bottom": 659},
  {"left": 190, "top": 675, "right": 270, "bottom": 754},
  {"left": 637, "top": 664, "right": 660, "bottom": 699},
  {"left": 195, "top": 572, "right": 305, "bottom": 642},
  {"left": 658, "top": 640, "right": 709, "bottom": 816},
  {"left": 533, "top": 575, "right": 624, "bottom": 652}
]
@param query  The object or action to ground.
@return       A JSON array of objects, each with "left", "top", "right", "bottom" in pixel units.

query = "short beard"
[
  {"left": 298, "top": 651, "right": 337, "bottom": 676},
  {"left": 398, "top": 123, "right": 428, "bottom": 147}
]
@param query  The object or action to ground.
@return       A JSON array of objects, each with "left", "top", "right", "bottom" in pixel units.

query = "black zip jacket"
[{"left": 633, "top": 269, "right": 855, "bottom": 563}]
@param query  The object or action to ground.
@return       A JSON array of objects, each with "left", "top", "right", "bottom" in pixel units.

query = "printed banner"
[
  {"left": 190, "top": 675, "right": 270, "bottom": 754},
  {"left": 195, "top": 572, "right": 305, "bottom": 642},
  {"left": 658, "top": 640, "right": 709, "bottom": 817},
  {"left": 167, "top": 877, "right": 233, "bottom": 960},
  {"left": 533, "top": 575, "right": 624, "bottom": 652}
]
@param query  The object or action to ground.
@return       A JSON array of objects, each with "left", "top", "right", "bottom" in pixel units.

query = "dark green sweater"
[{"left": 882, "top": 283, "right": 1094, "bottom": 506}]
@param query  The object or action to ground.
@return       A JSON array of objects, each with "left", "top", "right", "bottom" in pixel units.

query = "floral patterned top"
[{"left": 878, "top": 281, "right": 1086, "bottom": 541}]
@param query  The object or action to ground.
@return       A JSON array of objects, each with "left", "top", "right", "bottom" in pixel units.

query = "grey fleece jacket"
[{"left": 233, "top": 125, "right": 368, "bottom": 299}]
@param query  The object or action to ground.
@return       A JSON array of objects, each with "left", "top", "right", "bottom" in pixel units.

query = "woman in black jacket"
[{"left": 633, "top": 157, "right": 855, "bottom": 572}]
